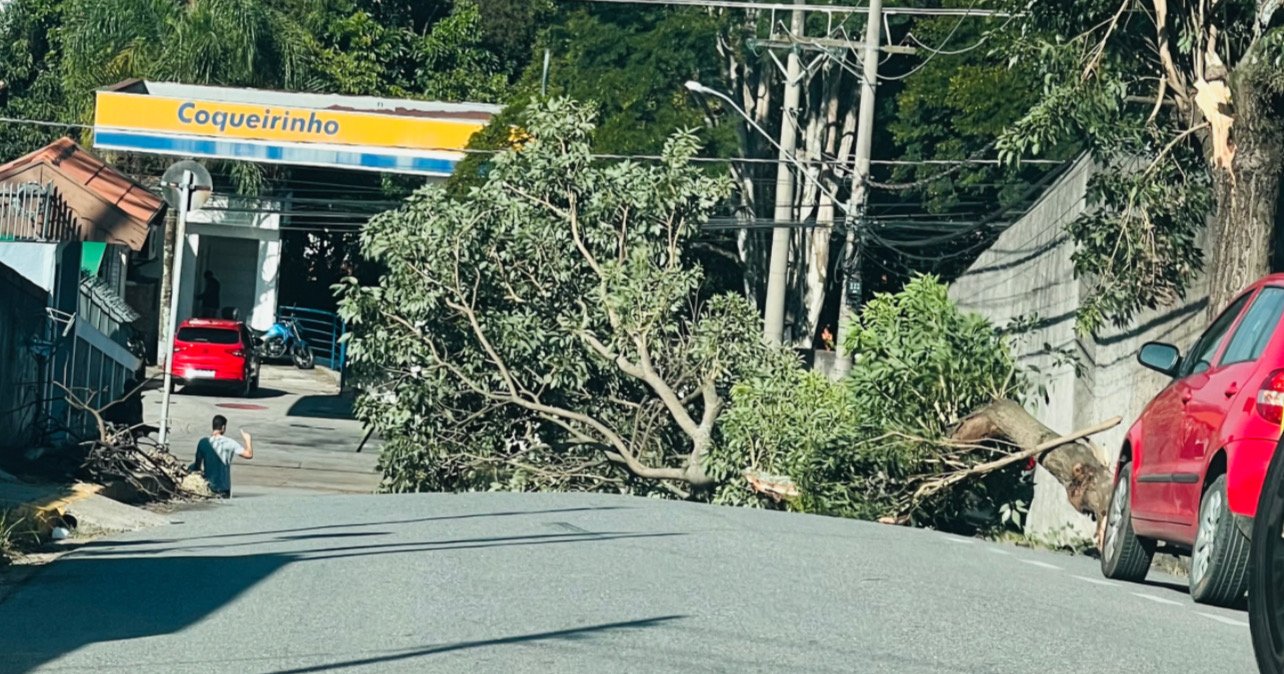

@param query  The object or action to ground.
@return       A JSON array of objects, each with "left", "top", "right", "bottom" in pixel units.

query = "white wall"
[
  {"left": 949, "top": 156, "right": 1210, "bottom": 544},
  {"left": 179, "top": 196, "right": 282, "bottom": 330},
  {"left": 0, "top": 241, "right": 60, "bottom": 291}
]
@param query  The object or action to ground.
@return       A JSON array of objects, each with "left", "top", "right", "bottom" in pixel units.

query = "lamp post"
[{"left": 684, "top": 80, "right": 851, "bottom": 344}]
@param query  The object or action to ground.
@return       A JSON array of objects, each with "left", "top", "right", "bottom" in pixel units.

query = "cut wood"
[{"left": 949, "top": 399, "right": 1120, "bottom": 520}]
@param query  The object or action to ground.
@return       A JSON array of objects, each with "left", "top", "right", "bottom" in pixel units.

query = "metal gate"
[{"left": 276, "top": 305, "right": 347, "bottom": 374}]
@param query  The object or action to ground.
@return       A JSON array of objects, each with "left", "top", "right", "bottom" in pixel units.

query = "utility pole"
[
  {"left": 156, "top": 209, "right": 177, "bottom": 364},
  {"left": 158, "top": 170, "right": 194, "bottom": 445},
  {"left": 762, "top": 0, "right": 805, "bottom": 345},
  {"left": 833, "top": 0, "right": 881, "bottom": 377}
]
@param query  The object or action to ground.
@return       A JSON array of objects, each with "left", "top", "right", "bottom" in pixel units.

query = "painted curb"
[{"left": 6, "top": 483, "right": 103, "bottom": 538}]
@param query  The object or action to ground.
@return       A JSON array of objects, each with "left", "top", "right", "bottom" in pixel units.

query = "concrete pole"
[
  {"left": 158, "top": 170, "right": 193, "bottom": 445},
  {"left": 762, "top": 0, "right": 805, "bottom": 346},
  {"left": 833, "top": 0, "right": 881, "bottom": 377}
]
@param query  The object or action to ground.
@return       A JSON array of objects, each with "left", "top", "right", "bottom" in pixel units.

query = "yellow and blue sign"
[{"left": 93, "top": 84, "right": 498, "bottom": 176}]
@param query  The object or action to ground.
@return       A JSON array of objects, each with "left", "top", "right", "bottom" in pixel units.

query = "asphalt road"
[
  {"left": 142, "top": 364, "right": 382, "bottom": 496},
  {"left": 0, "top": 492, "right": 1257, "bottom": 673}
]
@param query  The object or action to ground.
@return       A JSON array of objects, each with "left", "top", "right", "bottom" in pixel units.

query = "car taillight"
[
  {"left": 231, "top": 349, "right": 245, "bottom": 358},
  {"left": 1257, "top": 369, "right": 1284, "bottom": 424}
]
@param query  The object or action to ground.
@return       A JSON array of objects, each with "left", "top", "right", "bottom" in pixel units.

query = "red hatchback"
[
  {"left": 1102, "top": 274, "right": 1284, "bottom": 605},
  {"left": 169, "top": 318, "right": 261, "bottom": 396}
]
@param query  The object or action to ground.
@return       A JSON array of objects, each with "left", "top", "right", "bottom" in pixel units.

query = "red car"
[
  {"left": 169, "top": 318, "right": 261, "bottom": 396},
  {"left": 1102, "top": 273, "right": 1284, "bottom": 606}
]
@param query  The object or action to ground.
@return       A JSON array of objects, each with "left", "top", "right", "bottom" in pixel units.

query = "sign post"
[{"left": 158, "top": 160, "right": 212, "bottom": 445}]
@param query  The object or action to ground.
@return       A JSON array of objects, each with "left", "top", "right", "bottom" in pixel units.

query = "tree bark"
[
  {"left": 1206, "top": 70, "right": 1284, "bottom": 317},
  {"left": 951, "top": 399, "right": 1113, "bottom": 520}
]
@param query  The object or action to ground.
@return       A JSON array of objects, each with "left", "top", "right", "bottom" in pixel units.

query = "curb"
[{"left": 4, "top": 483, "right": 102, "bottom": 538}]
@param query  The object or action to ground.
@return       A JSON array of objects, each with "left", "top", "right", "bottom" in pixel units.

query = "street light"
[
  {"left": 684, "top": 79, "right": 850, "bottom": 346},
  {"left": 683, "top": 81, "right": 845, "bottom": 206}
]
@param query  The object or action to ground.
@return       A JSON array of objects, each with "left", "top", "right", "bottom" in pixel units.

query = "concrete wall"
[{"left": 949, "top": 156, "right": 1210, "bottom": 544}]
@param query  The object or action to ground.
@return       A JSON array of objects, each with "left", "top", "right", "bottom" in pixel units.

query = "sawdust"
[{"left": 180, "top": 473, "right": 215, "bottom": 498}]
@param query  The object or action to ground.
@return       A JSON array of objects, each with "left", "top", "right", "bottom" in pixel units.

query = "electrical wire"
[
  {"left": 0, "top": 116, "right": 92, "bottom": 130},
  {"left": 565, "top": 0, "right": 1014, "bottom": 18},
  {"left": 0, "top": 113, "right": 1056, "bottom": 172}
]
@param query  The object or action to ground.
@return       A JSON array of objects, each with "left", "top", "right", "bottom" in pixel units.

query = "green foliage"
[
  {"left": 537, "top": 7, "right": 735, "bottom": 157},
  {"left": 0, "top": 0, "right": 70, "bottom": 159},
  {"left": 338, "top": 98, "right": 771, "bottom": 495},
  {"left": 990, "top": 0, "right": 1264, "bottom": 333},
  {"left": 448, "top": 5, "right": 738, "bottom": 196},
  {"left": 887, "top": 7, "right": 1072, "bottom": 215},
  {"left": 845, "top": 274, "right": 1023, "bottom": 432},
  {"left": 720, "top": 275, "right": 1032, "bottom": 532},
  {"left": 0, "top": 0, "right": 542, "bottom": 188},
  {"left": 60, "top": 0, "right": 318, "bottom": 116}
]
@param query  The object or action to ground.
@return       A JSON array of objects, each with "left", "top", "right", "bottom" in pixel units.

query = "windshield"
[{"left": 176, "top": 327, "right": 239, "bottom": 345}]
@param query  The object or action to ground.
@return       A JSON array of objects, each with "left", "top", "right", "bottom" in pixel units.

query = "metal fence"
[
  {"left": 277, "top": 305, "right": 348, "bottom": 374},
  {"left": 0, "top": 262, "right": 49, "bottom": 456},
  {"left": 0, "top": 182, "right": 78, "bottom": 243}
]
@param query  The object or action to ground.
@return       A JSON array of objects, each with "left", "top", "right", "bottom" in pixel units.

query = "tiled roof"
[{"left": 0, "top": 137, "right": 164, "bottom": 228}]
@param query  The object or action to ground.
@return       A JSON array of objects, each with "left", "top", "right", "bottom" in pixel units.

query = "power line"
[
  {"left": 0, "top": 116, "right": 91, "bottom": 130},
  {"left": 0, "top": 114, "right": 1065, "bottom": 172},
  {"left": 565, "top": 0, "right": 1014, "bottom": 17}
]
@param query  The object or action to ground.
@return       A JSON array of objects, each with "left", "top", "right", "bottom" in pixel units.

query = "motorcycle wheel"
[{"left": 293, "top": 345, "right": 315, "bottom": 370}]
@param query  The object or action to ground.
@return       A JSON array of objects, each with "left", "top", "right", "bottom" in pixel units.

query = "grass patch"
[
  {"left": 0, "top": 509, "right": 38, "bottom": 566},
  {"left": 988, "top": 525, "right": 1098, "bottom": 557}
]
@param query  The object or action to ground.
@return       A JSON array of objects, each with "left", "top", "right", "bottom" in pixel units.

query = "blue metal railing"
[{"left": 277, "top": 305, "right": 347, "bottom": 378}]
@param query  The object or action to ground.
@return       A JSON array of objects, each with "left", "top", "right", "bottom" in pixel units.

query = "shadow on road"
[
  {"left": 1, "top": 522, "right": 676, "bottom": 673},
  {"left": 67, "top": 529, "right": 679, "bottom": 559},
  {"left": 1139, "top": 577, "right": 1249, "bottom": 612},
  {"left": 270, "top": 615, "right": 686, "bottom": 673},
  {"left": 287, "top": 394, "right": 356, "bottom": 419},
  {"left": 67, "top": 505, "right": 634, "bottom": 550},
  {"left": 175, "top": 383, "right": 289, "bottom": 399}
]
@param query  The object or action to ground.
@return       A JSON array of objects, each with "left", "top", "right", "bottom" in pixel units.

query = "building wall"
[
  {"left": 180, "top": 196, "right": 282, "bottom": 330},
  {"left": 948, "top": 156, "right": 1210, "bottom": 544},
  {"left": 0, "top": 241, "right": 60, "bottom": 291},
  {"left": 0, "top": 245, "right": 144, "bottom": 452}
]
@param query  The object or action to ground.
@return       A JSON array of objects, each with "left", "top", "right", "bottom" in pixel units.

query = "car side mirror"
[{"left": 1138, "top": 342, "right": 1181, "bottom": 377}]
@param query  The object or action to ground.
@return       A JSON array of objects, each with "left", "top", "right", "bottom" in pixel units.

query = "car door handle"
[{"left": 1225, "top": 383, "right": 1240, "bottom": 398}]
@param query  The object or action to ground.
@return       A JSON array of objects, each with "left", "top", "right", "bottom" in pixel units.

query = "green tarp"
[{"left": 80, "top": 242, "right": 106, "bottom": 276}]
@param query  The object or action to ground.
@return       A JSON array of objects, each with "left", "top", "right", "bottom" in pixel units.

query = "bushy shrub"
[{"left": 719, "top": 275, "right": 1032, "bottom": 532}]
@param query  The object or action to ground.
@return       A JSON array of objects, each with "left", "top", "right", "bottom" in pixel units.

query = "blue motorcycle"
[{"left": 256, "top": 318, "right": 315, "bottom": 369}]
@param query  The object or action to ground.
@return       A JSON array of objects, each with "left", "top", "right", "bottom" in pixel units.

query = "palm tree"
[{"left": 59, "top": 0, "right": 324, "bottom": 191}]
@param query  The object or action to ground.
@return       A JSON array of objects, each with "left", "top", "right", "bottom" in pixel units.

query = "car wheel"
[
  {"left": 240, "top": 376, "right": 253, "bottom": 398},
  {"left": 1101, "top": 463, "right": 1155, "bottom": 582},
  {"left": 1189, "top": 474, "right": 1250, "bottom": 607},
  {"left": 1250, "top": 436, "right": 1284, "bottom": 673}
]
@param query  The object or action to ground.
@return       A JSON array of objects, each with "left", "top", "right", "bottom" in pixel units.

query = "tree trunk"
[
  {"left": 952, "top": 399, "right": 1113, "bottom": 520},
  {"left": 1206, "top": 71, "right": 1284, "bottom": 317}
]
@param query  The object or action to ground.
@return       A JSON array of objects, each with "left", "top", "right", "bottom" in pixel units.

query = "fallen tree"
[
  {"left": 54, "top": 381, "right": 204, "bottom": 503},
  {"left": 725, "top": 276, "right": 1127, "bottom": 538},
  {"left": 947, "top": 399, "right": 1116, "bottom": 522}
]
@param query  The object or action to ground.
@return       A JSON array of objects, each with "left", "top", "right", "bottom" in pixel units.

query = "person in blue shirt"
[{"left": 189, "top": 414, "right": 253, "bottom": 498}]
